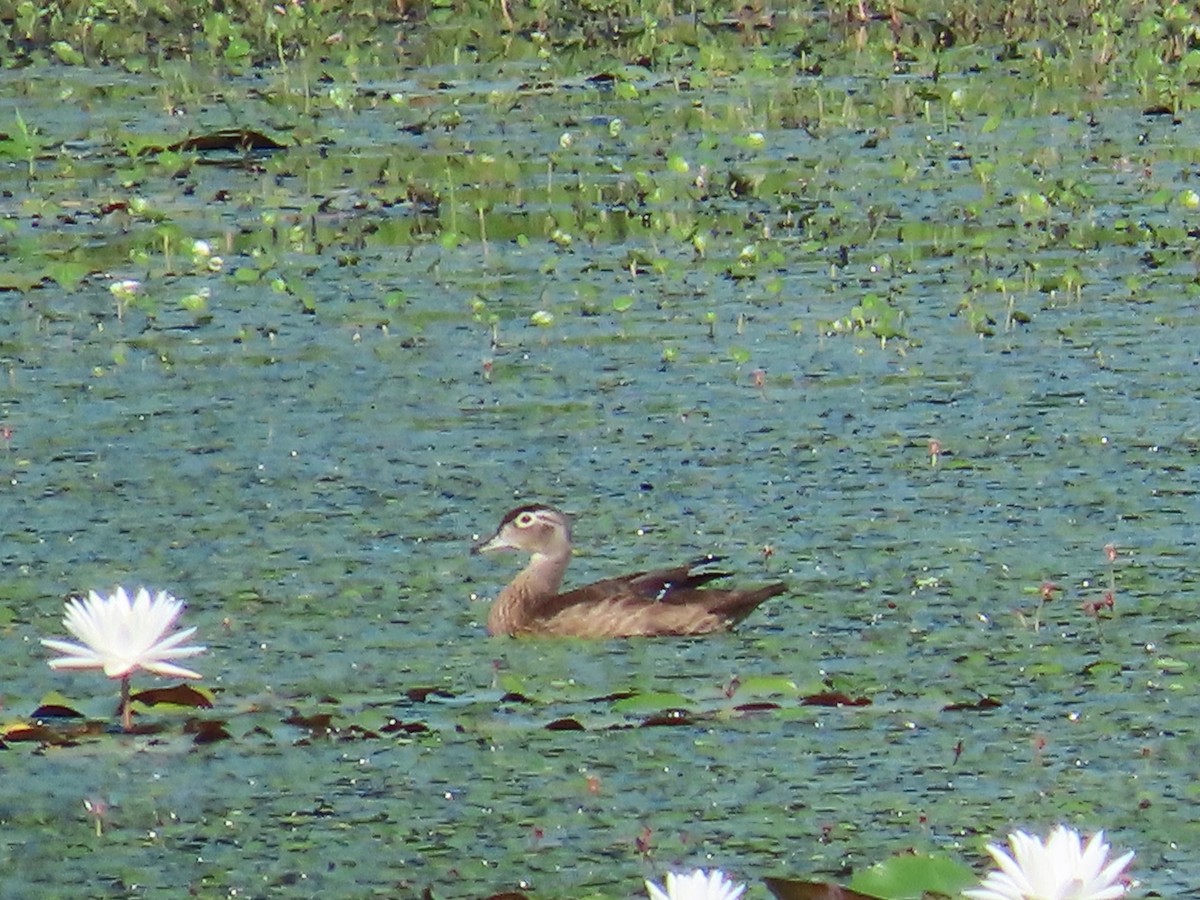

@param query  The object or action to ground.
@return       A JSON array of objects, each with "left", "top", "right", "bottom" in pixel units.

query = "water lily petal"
[
  {"left": 963, "top": 826, "right": 1133, "bottom": 900},
  {"left": 43, "top": 587, "right": 205, "bottom": 681},
  {"left": 645, "top": 869, "right": 744, "bottom": 900}
]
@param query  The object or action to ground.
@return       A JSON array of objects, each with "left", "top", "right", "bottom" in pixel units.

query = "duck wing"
[
  {"left": 522, "top": 558, "right": 785, "bottom": 638},
  {"left": 627, "top": 556, "right": 730, "bottom": 601}
]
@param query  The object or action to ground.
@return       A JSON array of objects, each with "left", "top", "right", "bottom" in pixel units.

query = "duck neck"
[{"left": 488, "top": 549, "right": 571, "bottom": 635}]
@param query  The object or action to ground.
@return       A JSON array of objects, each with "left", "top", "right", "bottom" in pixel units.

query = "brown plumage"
[{"left": 471, "top": 503, "right": 786, "bottom": 638}]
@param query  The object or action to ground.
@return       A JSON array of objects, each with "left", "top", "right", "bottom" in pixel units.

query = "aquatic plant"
[
  {"left": 963, "top": 826, "right": 1134, "bottom": 900},
  {"left": 646, "top": 869, "right": 745, "bottom": 900},
  {"left": 1080, "top": 543, "right": 1119, "bottom": 625},
  {"left": 109, "top": 278, "right": 141, "bottom": 320},
  {"left": 0, "top": 0, "right": 1192, "bottom": 895},
  {"left": 41, "top": 587, "right": 205, "bottom": 732},
  {"left": 0, "top": 109, "right": 44, "bottom": 178}
]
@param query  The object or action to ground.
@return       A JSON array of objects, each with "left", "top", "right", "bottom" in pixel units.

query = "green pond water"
[{"left": 2, "top": 10, "right": 1199, "bottom": 898}]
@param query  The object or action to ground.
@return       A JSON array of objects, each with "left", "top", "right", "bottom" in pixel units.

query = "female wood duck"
[{"left": 472, "top": 503, "right": 786, "bottom": 638}]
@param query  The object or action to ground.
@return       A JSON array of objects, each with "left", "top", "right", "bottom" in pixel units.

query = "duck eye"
[{"left": 515, "top": 512, "right": 534, "bottom": 527}]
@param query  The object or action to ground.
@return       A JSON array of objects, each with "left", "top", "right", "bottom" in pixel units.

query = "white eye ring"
[{"left": 516, "top": 513, "right": 534, "bottom": 527}]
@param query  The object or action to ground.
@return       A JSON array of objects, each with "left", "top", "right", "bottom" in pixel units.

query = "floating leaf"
[
  {"left": 1, "top": 720, "right": 104, "bottom": 745},
  {"left": 1154, "top": 656, "right": 1189, "bottom": 673},
  {"left": 849, "top": 852, "right": 977, "bottom": 898},
  {"left": 587, "top": 690, "right": 637, "bottom": 703},
  {"left": 733, "top": 701, "right": 780, "bottom": 714},
  {"left": 499, "top": 691, "right": 534, "bottom": 704},
  {"left": 31, "top": 691, "right": 84, "bottom": 718},
  {"left": 1, "top": 721, "right": 54, "bottom": 742},
  {"left": 734, "top": 675, "right": 800, "bottom": 696},
  {"left": 406, "top": 687, "right": 455, "bottom": 702},
  {"left": 43, "top": 261, "right": 92, "bottom": 290},
  {"left": 30, "top": 703, "right": 84, "bottom": 719},
  {"left": 50, "top": 40, "right": 85, "bottom": 65},
  {"left": 640, "top": 709, "right": 695, "bottom": 727},
  {"left": 765, "top": 877, "right": 883, "bottom": 900},
  {"left": 284, "top": 712, "right": 334, "bottom": 732},
  {"left": 800, "top": 692, "right": 871, "bottom": 707},
  {"left": 184, "top": 718, "right": 232, "bottom": 744},
  {"left": 166, "top": 129, "right": 286, "bottom": 153},
  {"left": 545, "top": 717, "right": 585, "bottom": 731},
  {"left": 610, "top": 691, "right": 691, "bottom": 713},
  {"left": 132, "top": 684, "right": 214, "bottom": 710},
  {"left": 942, "top": 696, "right": 1002, "bottom": 712}
]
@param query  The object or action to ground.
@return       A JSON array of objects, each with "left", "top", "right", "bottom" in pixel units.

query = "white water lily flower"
[
  {"left": 109, "top": 279, "right": 140, "bottom": 301},
  {"left": 964, "top": 825, "right": 1133, "bottom": 900},
  {"left": 42, "top": 587, "right": 205, "bottom": 679},
  {"left": 646, "top": 869, "right": 745, "bottom": 900}
]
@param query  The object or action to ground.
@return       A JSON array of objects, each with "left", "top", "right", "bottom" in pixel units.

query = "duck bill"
[{"left": 471, "top": 531, "right": 514, "bottom": 555}]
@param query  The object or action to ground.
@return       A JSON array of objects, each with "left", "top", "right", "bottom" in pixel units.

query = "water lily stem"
[{"left": 119, "top": 675, "right": 132, "bottom": 732}]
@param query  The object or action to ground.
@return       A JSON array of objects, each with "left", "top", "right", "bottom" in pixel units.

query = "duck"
[{"left": 471, "top": 503, "right": 786, "bottom": 638}]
